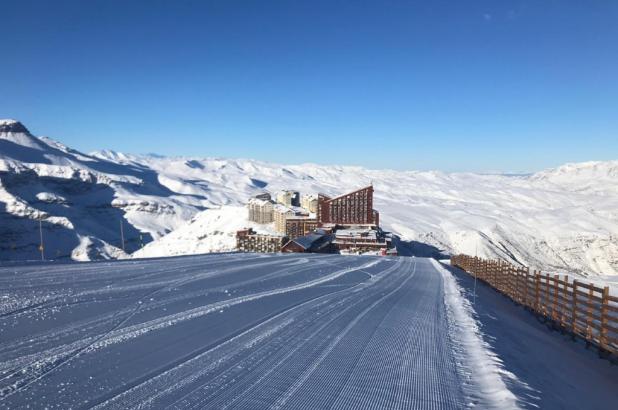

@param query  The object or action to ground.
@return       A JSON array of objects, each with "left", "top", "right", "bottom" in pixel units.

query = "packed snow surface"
[
  {"left": 2, "top": 254, "right": 616, "bottom": 409},
  {"left": 1, "top": 121, "right": 618, "bottom": 282},
  {"left": 1, "top": 254, "right": 522, "bottom": 409}
]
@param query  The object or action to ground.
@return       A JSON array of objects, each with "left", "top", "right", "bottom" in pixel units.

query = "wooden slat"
[
  {"left": 574, "top": 306, "right": 602, "bottom": 321},
  {"left": 573, "top": 320, "right": 602, "bottom": 331},
  {"left": 604, "top": 322, "right": 618, "bottom": 335},
  {"left": 573, "top": 289, "right": 603, "bottom": 302},
  {"left": 574, "top": 281, "right": 605, "bottom": 293}
]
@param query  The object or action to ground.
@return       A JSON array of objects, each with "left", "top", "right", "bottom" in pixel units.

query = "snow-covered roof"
[
  {"left": 274, "top": 204, "right": 294, "bottom": 213},
  {"left": 288, "top": 233, "right": 332, "bottom": 250},
  {"left": 335, "top": 229, "right": 378, "bottom": 240},
  {"left": 248, "top": 198, "right": 273, "bottom": 206}
]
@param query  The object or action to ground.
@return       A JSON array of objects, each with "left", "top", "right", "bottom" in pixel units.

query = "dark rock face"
[{"left": 0, "top": 120, "right": 31, "bottom": 134}]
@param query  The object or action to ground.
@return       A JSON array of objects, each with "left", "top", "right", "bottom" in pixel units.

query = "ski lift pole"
[
  {"left": 120, "top": 219, "right": 125, "bottom": 252},
  {"left": 39, "top": 217, "right": 45, "bottom": 261}
]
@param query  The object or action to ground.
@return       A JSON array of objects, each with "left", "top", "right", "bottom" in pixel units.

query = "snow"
[
  {"left": 432, "top": 259, "right": 518, "bottom": 408},
  {"left": 131, "top": 206, "right": 279, "bottom": 258},
  {"left": 1, "top": 121, "right": 617, "bottom": 284},
  {"left": 35, "top": 192, "right": 67, "bottom": 204},
  {"left": 0, "top": 254, "right": 505, "bottom": 408},
  {"left": 2, "top": 254, "right": 615, "bottom": 408},
  {"left": 443, "top": 261, "right": 618, "bottom": 409}
]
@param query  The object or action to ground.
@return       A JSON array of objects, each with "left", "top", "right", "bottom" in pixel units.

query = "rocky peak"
[{"left": 0, "top": 119, "right": 31, "bottom": 134}]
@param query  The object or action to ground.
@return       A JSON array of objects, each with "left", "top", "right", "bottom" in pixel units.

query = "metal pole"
[
  {"left": 39, "top": 217, "right": 45, "bottom": 261},
  {"left": 120, "top": 219, "right": 125, "bottom": 252}
]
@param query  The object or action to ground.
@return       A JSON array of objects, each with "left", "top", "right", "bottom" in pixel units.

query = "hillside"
[{"left": 1, "top": 120, "right": 617, "bottom": 282}]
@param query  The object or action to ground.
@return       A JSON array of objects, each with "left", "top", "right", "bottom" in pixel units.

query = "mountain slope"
[
  {"left": 1, "top": 120, "right": 617, "bottom": 282},
  {"left": 0, "top": 120, "right": 209, "bottom": 260},
  {"left": 129, "top": 156, "right": 618, "bottom": 281}
]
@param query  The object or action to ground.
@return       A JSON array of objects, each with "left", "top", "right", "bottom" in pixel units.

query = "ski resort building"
[
  {"left": 275, "top": 190, "right": 300, "bottom": 207},
  {"left": 274, "top": 205, "right": 296, "bottom": 233},
  {"left": 239, "top": 184, "right": 394, "bottom": 255},
  {"left": 317, "top": 185, "right": 379, "bottom": 227},
  {"left": 236, "top": 228, "right": 287, "bottom": 253},
  {"left": 281, "top": 232, "right": 333, "bottom": 253},
  {"left": 274, "top": 205, "right": 310, "bottom": 233},
  {"left": 333, "top": 228, "right": 391, "bottom": 253},
  {"left": 300, "top": 194, "right": 318, "bottom": 213},
  {"left": 247, "top": 197, "right": 275, "bottom": 224},
  {"left": 285, "top": 217, "right": 319, "bottom": 239}
]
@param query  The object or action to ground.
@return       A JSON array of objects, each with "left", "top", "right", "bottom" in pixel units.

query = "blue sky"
[{"left": 1, "top": 0, "right": 617, "bottom": 172}]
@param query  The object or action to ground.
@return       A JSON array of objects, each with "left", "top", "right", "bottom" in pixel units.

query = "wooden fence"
[{"left": 451, "top": 254, "right": 618, "bottom": 356}]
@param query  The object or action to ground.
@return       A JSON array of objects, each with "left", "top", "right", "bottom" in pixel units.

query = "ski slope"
[{"left": 1, "top": 254, "right": 518, "bottom": 409}]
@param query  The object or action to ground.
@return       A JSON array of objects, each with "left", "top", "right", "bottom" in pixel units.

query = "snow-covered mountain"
[
  {"left": 0, "top": 120, "right": 207, "bottom": 260},
  {"left": 1, "top": 119, "right": 617, "bottom": 282}
]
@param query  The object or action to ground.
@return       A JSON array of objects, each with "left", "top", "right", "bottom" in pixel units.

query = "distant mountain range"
[{"left": 1, "top": 119, "right": 617, "bottom": 282}]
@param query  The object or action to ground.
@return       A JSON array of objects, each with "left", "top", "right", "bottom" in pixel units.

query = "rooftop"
[{"left": 248, "top": 197, "right": 274, "bottom": 206}]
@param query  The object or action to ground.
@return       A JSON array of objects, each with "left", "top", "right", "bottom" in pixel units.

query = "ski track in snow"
[{"left": 0, "top": 253, "right": 517, "bottom": 409}]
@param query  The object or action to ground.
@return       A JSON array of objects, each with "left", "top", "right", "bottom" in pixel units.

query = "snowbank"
[{"left": 432, "top": 259, "right": 519, "bottom": 409}]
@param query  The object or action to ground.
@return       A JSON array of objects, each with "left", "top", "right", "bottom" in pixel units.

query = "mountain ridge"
[{"left": 1, "top": 121, "right": 617, "bottom": 285}]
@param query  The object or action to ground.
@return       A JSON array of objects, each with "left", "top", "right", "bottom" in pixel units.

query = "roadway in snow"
[{"left": 1, "top": 254, "right": 514, "bottom": 409}]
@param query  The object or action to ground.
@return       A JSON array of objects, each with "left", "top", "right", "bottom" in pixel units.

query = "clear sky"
[{"left": 1, "top": 0, "right": 617, "bottom": 172}]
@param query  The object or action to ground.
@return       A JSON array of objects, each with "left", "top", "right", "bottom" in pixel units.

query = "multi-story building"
[
  {"left": 332, "top": 228, "right": 390, "bottom": 253},
  {"left": 317, "top": 185, "right": 379, "bottom": 227},
  {"left": 275, "top": 190, "right": 300, "bottom": 207},
  {"left": 285, "top": 217, "right": 318, "bottom": 239},
  {"left": 242, "top": 185, "right": 390, "bottom": 254},
  {"left": 236, "top": 228, "right": 287, "bottom": 253},
  {"left": 247, "top": 197, "right": 274, "bottom": 224},
  {"left": 301, "top": 194, "right": 318, "bottom": 213},
  {"left": 274, "top": 205, "right": 310, "bottom": 233},
  {"left": 274, "top": 205, "right": 296, "bottom": 233}
]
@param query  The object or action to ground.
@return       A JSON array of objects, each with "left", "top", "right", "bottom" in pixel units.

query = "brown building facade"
[
  {"left": 236, "top": 228, "right": 287, "bottom": 253},
  {"left": 317, "top": 185, "right": 379, "bottom": 227},
  {"left": 332, "top": 228, "right": 390, "bottom": 253},
  {"left": 285, "top": 217, "right": 318, "bottom": 239}
]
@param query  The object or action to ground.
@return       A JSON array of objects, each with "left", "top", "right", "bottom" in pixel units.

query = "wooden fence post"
[
  {"left": 503, "top": 263, "right": 507, "bottom": 295},
  {"left": 502, "top": 262, "right": 507, "bottom": 293},
  {"left": 560, "top": 275, "right": 569, "bottom": 327},
  {"left": 586, "top": 286, "right": 594, "bottom": 344},
  {"left": 534, "top": 269, "right": 541, "bottom": 313},
  {"left": 524, "top": 267, "right": 530, "bottom": 307},
  {"left": 553, "top": 274, "right": 559, "bottom": 321},
  {"left": 600, "top": 286, "right": 609, "bottom": 352},
  {"left": 544, "top": 273, "right": 550, "bottom": 316},
  {"left": 491, "top": 261, "right": 496, "bottom": 287},
  {"left": 572, "top": 280, "right": 578, "bottom": 337},
  {"left": 509, "top": 264, "right": 517, "bottom": 302}
]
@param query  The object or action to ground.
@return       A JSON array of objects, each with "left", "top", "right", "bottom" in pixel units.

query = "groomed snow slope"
[
  {"left": 3, "top": 255, "right": 617, "bottom": 409},
  {"left": 1, "top": 254, "right": 518, "bottom": 409}
]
